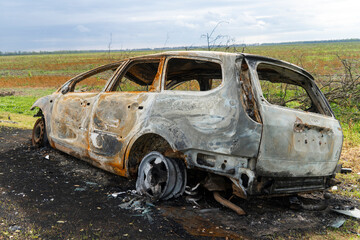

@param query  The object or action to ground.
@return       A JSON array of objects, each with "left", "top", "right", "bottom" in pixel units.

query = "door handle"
[{"left": 80, "top": 100, "right": 90, "bottom": 106}]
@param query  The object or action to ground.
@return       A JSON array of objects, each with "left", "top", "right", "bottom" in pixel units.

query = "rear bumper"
[{"left": 248, "top": 176, "right": 336, "bottom": 195}]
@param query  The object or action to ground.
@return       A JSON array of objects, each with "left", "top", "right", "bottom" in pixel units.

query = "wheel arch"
[
  {"left": 124, "top": 131, "right": 187, "bottom": 178},
  {"left": 30, "top": 96, "right": 54, "bottom": 145},
  {"left": 30, "top": 96, "right": 52, "bottom": 123},
  {"left": 30, "top": 96, "right": 50, "bottom": 112}
]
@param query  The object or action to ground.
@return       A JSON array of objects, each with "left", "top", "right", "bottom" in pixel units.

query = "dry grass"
[
  {"left": 340, "top": 141, "right": 360, "bottom": 173},
  {"left": 0, "top": 75, "right": 69, "bottom": 88},
  {"left": 0, "top": 75, "right": 109, "bottom": 88},
  {"left": 0, "top": 112, "right": 36, "bottom": 129}
]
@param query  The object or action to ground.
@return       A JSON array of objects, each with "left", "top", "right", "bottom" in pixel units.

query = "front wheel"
[
  {"left": 136, "top": 151, "right": 187, "bottom": 200},
  {"left": 32, "top": 117, "right": 48, "bottom": 147}
]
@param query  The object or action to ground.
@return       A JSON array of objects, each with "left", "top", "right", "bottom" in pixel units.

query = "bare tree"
[
  {"left": 108, "top": 33, "right": 112, "bottom": 60},
  {"left": 163, "top": 32, "right": 170, "bottom": 49},
  {"left": 261, "top": 52, "right": 360, "bottom": 123},
  {"left": 184, "top": 44, "right": 194, "bottom": 51},
  {"left": 201, "top": 21, "right": 229, "bottom": 51},
  {"left": 317, "top": 54, "right": 360, "bottom": 107}
]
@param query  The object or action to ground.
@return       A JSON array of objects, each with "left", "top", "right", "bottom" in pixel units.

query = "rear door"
[
  {"left": 249, "top": 60, "right": 343, "bottom": 177},
  {"left": 87, "top": 58, "right": 163, "bottom": 171}
]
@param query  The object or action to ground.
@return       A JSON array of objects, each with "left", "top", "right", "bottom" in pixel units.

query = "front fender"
[
  {"left": 30, "top": 96, "right": 51, "bottom": 111},
  {"left": 30, "top": 95, "right": 55, "bottom": 144}
]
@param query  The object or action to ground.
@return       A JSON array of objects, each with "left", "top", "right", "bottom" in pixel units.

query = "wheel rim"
[
  {"left": 32, "top": 118, "right": 45, "bottom": 146},
  {"left": 136, "top": 151, "right": 186, "bottom": 200}
]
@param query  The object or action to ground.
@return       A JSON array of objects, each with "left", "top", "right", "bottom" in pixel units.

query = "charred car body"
[{"left": 31, "top": 51, "right": 343, "bottom": 200}]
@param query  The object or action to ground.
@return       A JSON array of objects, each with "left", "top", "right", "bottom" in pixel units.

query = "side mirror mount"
[{"left": 61, "top": 86, "right": 69, "bottom": 94}]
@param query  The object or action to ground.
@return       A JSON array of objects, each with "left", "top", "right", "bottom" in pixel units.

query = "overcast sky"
[{"left": 1, "top": 0, "right": 360, "bottom": 52}]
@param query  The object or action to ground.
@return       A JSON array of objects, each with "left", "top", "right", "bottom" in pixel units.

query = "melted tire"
[
  {"left": 32, "top": 118, "right": 48, "bottom": 147},
  {"left": 136, "top": 151, "right": 187, "bottom": 200}
]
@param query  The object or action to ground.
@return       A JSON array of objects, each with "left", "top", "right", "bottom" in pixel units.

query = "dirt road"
[{"left": 0, "top": 126, "right": 358, "bottom": 239}]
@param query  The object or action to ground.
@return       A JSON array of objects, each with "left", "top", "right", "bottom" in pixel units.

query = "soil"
[{"left": 0, "top": 126, "right": 359, "bottom": 239}]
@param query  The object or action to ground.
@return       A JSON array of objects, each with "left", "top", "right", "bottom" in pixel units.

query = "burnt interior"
[
  {"left": 165, "top": 58, "right": 222, "bottom": 91},
  {"left": 110, "top": 60, "right": 161, "bottom": 92},
  {"left": 124, "top": 61, "right": 160, "bottom": 86}
]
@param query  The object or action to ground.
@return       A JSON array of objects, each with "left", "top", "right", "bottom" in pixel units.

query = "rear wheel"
[
  {"left": 136, "top": 151, "right": 186, "bottom": 200},
  {"left": 32, "top": 118, "right": 48, "bottom": 147}
]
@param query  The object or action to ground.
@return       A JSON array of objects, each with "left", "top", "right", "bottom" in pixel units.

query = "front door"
[
  {"left": 50, "top": 63, "right": 122, "bottom": 157},
  {"left": 50, "top": 92, "right": 98, "bottom": 156}
]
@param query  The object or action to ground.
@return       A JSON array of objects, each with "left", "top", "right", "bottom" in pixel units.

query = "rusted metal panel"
[{"left": 256, "top": 106, "right": 342, "bottom": 177}]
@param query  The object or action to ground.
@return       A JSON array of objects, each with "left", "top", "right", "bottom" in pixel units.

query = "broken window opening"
[
  {"left": 113, "top": 60, "right": 161, "bottom": 92},
  {"left": 165, "top": 58, "right": 222, "bottom": 91},
  {"left": 257, "top": 63, "right": 324, "bottom": 114},
  {"left": 237, "top": 59, "right": 261, "bottom": 123},
  {"left": 71, "top": 66, "right": 119, "bottom": 93}
]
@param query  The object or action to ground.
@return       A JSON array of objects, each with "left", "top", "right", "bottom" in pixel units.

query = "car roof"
[{"left": 129, "top": 51, "right": 314, "bottom": 80}]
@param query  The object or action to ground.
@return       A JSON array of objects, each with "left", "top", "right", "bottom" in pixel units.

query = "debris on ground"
[
  {"left": 332, "top": 206, "right": 360, "bottom": 219},
  {"left": 341, "top": 168, "right": 353, "bottom": 174},
  {"left": 109, "top": 191, "right": 126, "bottom": 198},
  {"left": 85, "top": 181, "right": 97, "bottom": 186},
  {"left": 329, "top": 217, "right": 346, "bottom": 228},
  {"left": 8, "top": 225, "right": 21, "bottom": 232},
  {"left": 290, "top": 195, "right": 327, "bottom": 211},
  {"left": 213, "top": 191, "right": 246, "bottom": 215},
  {"left": 118, "top": 193, "right": 156, "bottom": 223},
  {"left": 184, "top": 183, "right": 202, "bottom": 207}
]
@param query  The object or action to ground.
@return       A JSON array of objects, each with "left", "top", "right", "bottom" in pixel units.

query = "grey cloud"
[{"left": 0, "top": 0, "right": 359, "bottom": 52}]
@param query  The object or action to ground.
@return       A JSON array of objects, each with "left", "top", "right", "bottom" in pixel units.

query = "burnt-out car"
[{"left": 31, "top": 51, "right": 343, "bottom": 200}]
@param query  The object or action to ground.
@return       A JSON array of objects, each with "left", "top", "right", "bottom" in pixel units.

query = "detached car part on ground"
[{"left": 31, "top": 51, "right": 343, "bottom": 211}]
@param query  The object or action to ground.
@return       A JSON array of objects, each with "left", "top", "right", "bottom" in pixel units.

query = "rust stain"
[
  {"left": 110, "top": 165, "right": 127, "bottom": 176},
  {"left": 148, "top": 56, "right": 165, "bottom": 92}
]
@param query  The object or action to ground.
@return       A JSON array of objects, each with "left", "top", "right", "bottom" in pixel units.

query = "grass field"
[
  {"left": 1, "top": 43, "right": 359, "bottom": 178},
  {"left": 0, "top": 43, "right": 360, "bottom": 238},
  {"left": 1, "top": 42, "right": 359, "bottom": 139},
  {"left": 1, "top": 42, "right": 359, "bottom": 142}
]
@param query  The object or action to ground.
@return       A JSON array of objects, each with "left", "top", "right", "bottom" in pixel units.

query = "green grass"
[
  {"left": 334, "top": 173, "right": 360, "bottom": 199},
  {"left": 342, "top": 123, "right": 360, "bottom": 145},
  {"left": 0, "top": 96, "right": 40, "bottom": 115},
  {"left": 0, "top": 89, "right": 55, "bottom": 116},
  {"left": 0, "top": 88, "right": 55, "bottom": 129},
  {"left": 331, "top": 103, "right": 360, "bottom": 145}
]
